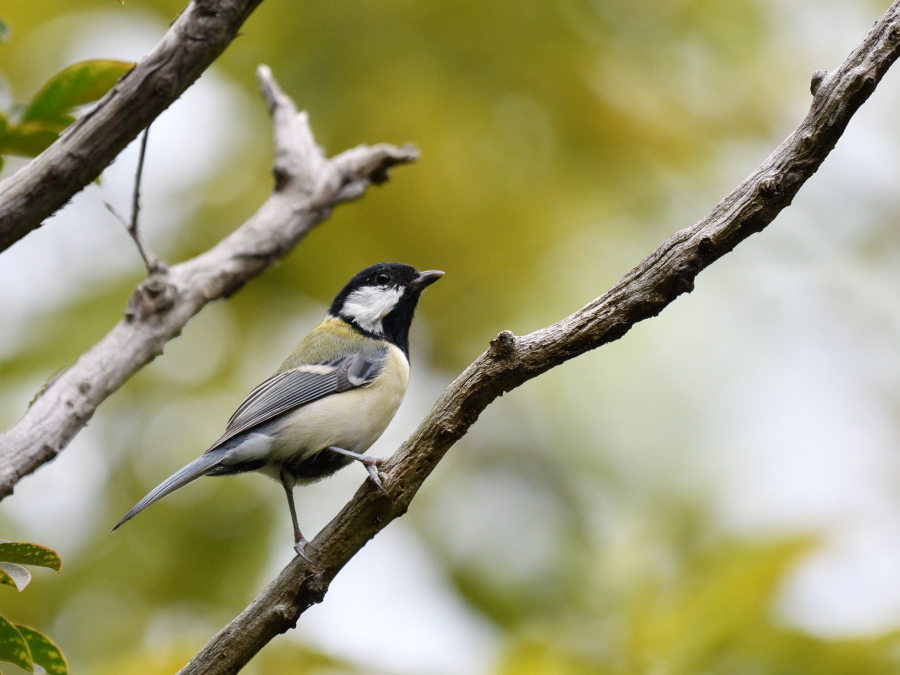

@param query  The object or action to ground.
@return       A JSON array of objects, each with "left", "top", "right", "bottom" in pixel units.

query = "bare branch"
[
  {"left": 0, "top": 66, "right": 418, "bottom": 500},
  {"left": 257, "top": 65, "right": 328, "bottom": 192},
  {"left": 0, "top": 0, "right": 265, "bottom": 254},
  {"left": 177, "top": 4, "right": 900, "bottom": 674}
]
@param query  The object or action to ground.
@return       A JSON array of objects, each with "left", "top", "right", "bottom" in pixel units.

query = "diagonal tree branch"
[
  {"left": 177, "top": 3, "right": 900, "bottom": 674},
  {"left": 0, "top": 66, "right": 418, "bottom": 500},
  {"left": 0, "top": 0, "right": 264, "bottom": 254}
]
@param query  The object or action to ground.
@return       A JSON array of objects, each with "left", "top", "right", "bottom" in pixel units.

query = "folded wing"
[{"left": 207, "top": 349, "right": 387, "bottom": 452}]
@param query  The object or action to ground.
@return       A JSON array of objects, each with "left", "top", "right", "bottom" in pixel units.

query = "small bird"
[{"left": 113, "top": 263, "right": 443, "bottom": 560}]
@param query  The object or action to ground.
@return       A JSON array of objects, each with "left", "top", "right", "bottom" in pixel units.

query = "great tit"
[{"left": 113, "top": 263, "right": 443, "bottom": 560}]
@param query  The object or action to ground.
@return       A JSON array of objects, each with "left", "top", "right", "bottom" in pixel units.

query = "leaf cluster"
[
  {"left": 0, "top": 56, "right": 133, "bottom": 172},
  {"left": 0, "top": 541, "right": 66, "bottom": 675}
]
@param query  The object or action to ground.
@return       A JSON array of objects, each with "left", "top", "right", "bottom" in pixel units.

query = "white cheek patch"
[{"left": 341, "top": 286, "right": 405, "bottom": 334}]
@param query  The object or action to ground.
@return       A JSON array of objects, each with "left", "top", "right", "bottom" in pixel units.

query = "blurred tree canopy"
[{"left": 1, "top": 0, "right": 900, "bottom": 674}]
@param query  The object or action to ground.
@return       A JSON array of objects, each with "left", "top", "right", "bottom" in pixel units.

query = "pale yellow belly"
[{"left": 270, "top": 346, "right": 409, "bottom": 460}]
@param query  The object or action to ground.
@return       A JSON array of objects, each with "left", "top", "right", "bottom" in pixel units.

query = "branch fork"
[
  {"left": 104, "top": 126, "right": 168, "bottom": 278},
  {"left": 0, "top": 66, "right": 417, "bottom": 501}
]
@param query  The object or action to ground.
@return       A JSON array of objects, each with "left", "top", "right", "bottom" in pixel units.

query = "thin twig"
[
  {"left": 102, "top": 201, "right": 129, "bottom": 230},
  {"left": 107, "top": 126, "right": 165, "bottom": 275},
  {"left": 132, "top": 125, "right": 149, "bottom": 233}
]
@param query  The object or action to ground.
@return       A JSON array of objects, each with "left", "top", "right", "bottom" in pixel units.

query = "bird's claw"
[
  {"left": 326, "top": 447, "right": 390, "bottom": 498},
  {"left": 294, "top": 537, "right": 312, "bottom": 563},
  {"left": 365, "top": 462, "right": 390, "bottom": 498}
]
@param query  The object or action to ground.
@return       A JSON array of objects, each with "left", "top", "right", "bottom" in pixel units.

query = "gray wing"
[{"left": 207, "top": 349, "right": 387, "bottom": 452}]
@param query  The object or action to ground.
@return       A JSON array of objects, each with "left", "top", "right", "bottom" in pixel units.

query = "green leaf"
[
  {"left": 16, "top": 626, "right": 67, "bottom": 675},
  {"left": 0, "top": 616, "right": 31, "bottom": 673},
  {"left": 0, "top": 563, "right": 31, "bottom": 592},
  {"left": 0, "top": 122, "right": 64, "bottom": 158},
  {"left": 23, "top": 59, "right": 134, "bottom": 123},
  {"left": 0, "top": 19, "right": 9, "bottom": 43},
  {"left": 0, "top": 543, "right": 61, "bottom": 572}
]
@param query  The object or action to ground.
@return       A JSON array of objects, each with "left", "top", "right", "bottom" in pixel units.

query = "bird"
[{"left": 112, "top": 262, "right": 443, "bottom": 560}]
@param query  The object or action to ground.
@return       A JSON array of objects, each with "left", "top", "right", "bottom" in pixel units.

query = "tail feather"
[{"left": 112, "top": 452, "right": 224, "bottom": 532}]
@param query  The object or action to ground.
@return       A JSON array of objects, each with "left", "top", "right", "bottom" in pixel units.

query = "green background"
[{"left": 3, "top": 0, "right": 900, "bottom": 673}]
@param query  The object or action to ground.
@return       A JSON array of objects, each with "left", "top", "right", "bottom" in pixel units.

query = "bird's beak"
[{"left": 412, "top": 270, "right": 444, "bottom": 289}]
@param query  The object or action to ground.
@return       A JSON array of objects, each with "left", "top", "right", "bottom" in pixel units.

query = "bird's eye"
[{"left": 375, "top": 272, "right": 391, "bottom": 285}]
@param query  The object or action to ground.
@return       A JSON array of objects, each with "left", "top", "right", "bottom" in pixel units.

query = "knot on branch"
[
  {"left": 153, "top": 73, "right": 179, "bottom": 98},
  {"left": 672, "top": 261, "right": 698, "bottom": 295},
  {"left": 810, "top": 70, "right": 829, "bottom": 95},
  {"left": 272, "top": 604, "right": 299, "bottom": 631},
  {"left": 758, "top": 176, "right": 782, "bottom": 197},
  {"left": 301, "top": 570, "right": 329, "bottom": 605},
  {"left": 848, "top": 66, "right": 877, "bottom": 92},
  {"left": 125, "top": 275, "right": 177, "bottom": 322},
  {"left": 797, "top": 130, "right": 816, "bottom": 152},
  {"left": 489, "top": 330, "right": 517, "bottom": 358}
]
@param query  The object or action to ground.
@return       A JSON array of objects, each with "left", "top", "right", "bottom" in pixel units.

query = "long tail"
[{"left": 112, "top": 452, "right": 224, "bottom": 532}]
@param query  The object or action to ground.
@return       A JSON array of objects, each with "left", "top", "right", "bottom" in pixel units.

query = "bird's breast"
[{"left": 271, "top": 345, "right": 410, "bottom": 461}]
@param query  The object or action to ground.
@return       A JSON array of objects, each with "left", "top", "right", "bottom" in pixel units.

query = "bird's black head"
[{"left": 329, "top": 263, "right": 444, "bottom": 355}]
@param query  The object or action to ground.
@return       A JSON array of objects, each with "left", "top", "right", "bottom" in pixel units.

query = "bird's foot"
[
  {"left": 363, "top": 460, "right": 390, "bottom": 498},
  {"left": 294, "top": 536, "right": 312, "bottom": 563},
  {"left": 327, "top": 446, "right": 390, "bottom": 498}
]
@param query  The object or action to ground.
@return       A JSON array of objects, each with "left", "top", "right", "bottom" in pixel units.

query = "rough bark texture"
[
  {"left": 176, "top": 4, "right": 900, "bottom": 674},
  {"left": 0, "top": 66, "right": 418, "bottom": 499},
  {"left": 0, "top": 0, "right": 264, "bottom": 253}
]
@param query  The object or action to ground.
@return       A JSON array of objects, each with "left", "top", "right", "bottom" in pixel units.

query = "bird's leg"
[
  {"left": 326, "top": 446, "right": 389, "bottom": 497},
  {"left": 280, "top": 471, "right": 311, "bottom": 563}
]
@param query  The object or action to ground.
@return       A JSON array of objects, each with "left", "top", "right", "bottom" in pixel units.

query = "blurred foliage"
[
  {"left": 0, "top": 541, "right": 67, "bottom": 675},
  {"left": 89, "top": 642, "right": 357, "bottom": 675},
  {"left": 492, "top": 537, "right": 900, "bottom": 674},
  {"left": 1, "top": 1, "right": 899, "bottom": 675},
  {"left": 0, "top": 0, "right": 788, "bottom": 367},
  {"left": 0, "top": 50, "right": 133, "bottom": 169},
  {"left": 20, "top": 59, "right": 132, "bottom": 123}
]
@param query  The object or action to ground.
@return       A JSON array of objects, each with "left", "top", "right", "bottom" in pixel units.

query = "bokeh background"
[{"left": 3, "top": 0, "right": 900, "bottom": 672}]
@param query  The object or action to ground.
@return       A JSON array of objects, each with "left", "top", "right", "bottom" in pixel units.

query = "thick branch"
[
  {"left": 178, "top": 4, "right": 900, "bottom": 674},
  {"left": 0, "top": 66, "right": 418, "bottom": 499},
  {"left": 0, "top": 0, "right": 264, "bottom": 253}
]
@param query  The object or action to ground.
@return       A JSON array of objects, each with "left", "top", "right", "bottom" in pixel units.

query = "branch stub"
[
  {"left": 489, "top": 330, "right": 518, "bottom": 357},
  {"left": 810, "top": 70, "right": 828, "bottom": 95}
]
